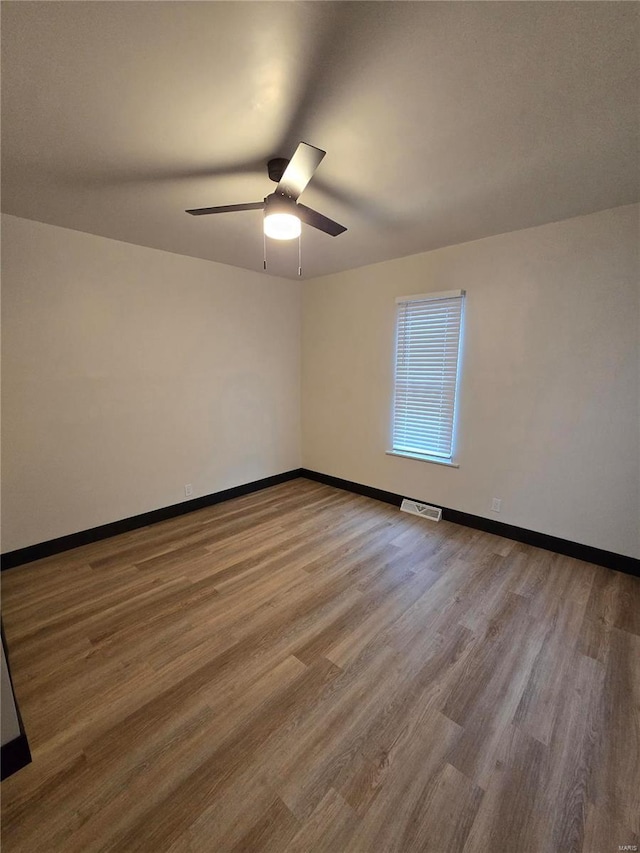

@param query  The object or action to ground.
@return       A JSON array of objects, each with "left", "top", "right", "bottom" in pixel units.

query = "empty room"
[{"left": 1, "top": 2, "right": 638, "bottom": 851}]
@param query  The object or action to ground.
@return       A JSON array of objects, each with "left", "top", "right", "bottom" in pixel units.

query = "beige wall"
[
  {"left": 1, "top": 215, "right": 301, "bottom": 553},
  {"left": 302, "top": 205, "right": 640, "bottom": 558},
  {"left": 2, "top": 206, "right": 638, "bottom": 559}
]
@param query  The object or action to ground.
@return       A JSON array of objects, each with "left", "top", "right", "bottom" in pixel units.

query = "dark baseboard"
[
  {"left": 1, "top": 469, "right": 303, "bottom": 571},
  {"left": 300, "top": 469, "right": 640, "bottom": 577},
  {"left": 1, "top": 733, "right": 32, "bottom": 781},
  {"left": 2, "top": 466, "right": 637, "bottom": 577},
  {"left": 302, "top": 468, "right": 403, "bottom": 508}
]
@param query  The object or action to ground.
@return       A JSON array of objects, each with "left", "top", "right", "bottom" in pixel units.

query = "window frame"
[{"left": 387, "top": 289, "right": 465, "bottom": 468}]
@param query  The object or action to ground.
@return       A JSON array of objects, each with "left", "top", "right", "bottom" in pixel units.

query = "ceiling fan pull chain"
[
  {"left": 298, "top": 231, "right": 302, "bottom": 278},
  {"left": 263, "top": 229, "right": 267, "bottom": 271}
]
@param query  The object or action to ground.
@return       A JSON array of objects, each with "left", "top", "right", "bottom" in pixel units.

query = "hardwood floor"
[{"left": 1, "top": 478, "right": 638, "bottom": 852}]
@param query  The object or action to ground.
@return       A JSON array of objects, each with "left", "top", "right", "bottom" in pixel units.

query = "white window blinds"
[{"left": 392, "top": 290, "right": 464, "bottom": 460}]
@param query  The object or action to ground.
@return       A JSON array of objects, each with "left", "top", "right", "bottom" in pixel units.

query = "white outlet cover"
[
  {"left": 491, "top": 498, "right": 501, "bottom": 512},
  {"left": 185, "top": 484, "right": 193, "bottom": 497}
]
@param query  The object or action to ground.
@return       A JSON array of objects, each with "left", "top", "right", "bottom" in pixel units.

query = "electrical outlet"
[
  {"left": 184, "top": 484, "right": 193, "bottom": 497},
  {"left": 491, "top": 497, "right": 501, "bottom": 512}
]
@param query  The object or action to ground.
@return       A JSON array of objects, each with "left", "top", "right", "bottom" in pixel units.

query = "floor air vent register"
[{"left": 400, "top": 498, "right": 442, "bottom": 522}]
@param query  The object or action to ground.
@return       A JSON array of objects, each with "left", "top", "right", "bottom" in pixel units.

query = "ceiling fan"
[{"left": 185, "top": 142, "right": 347, "bottom": 241}]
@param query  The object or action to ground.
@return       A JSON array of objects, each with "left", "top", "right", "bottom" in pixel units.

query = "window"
[{"left": 390, "top": 290, "right": 465, "bottom": 465}]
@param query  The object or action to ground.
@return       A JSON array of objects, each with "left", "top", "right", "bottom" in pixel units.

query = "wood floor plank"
[
  {"left": 513, "top": 573, "right": 594, "bottom": 746},
  {"left": 1, "top": 479, "right": 638, "bottom": 852},
  {"left": 541, "top": 652, "right": 606, "bottom": 853},
  {"left": 444, "top": 611, "right": 547, "bottom": 789},
  {"left": 344, "top": 709, "right": 463, "bottom": 852},
  {"left": 400, "top": 762, "right": 484, "bottom": 853},
  {"left": 226, "top": 796, "right": 300, "bottom": 853},
  {"left": 589, "top": 627, "right": 640, "bottom": 836},
  {"left": 462, "top": 724, "right": 547, "bottom": 853},
  {"left": 281, "top": 787, "right": 358, "bottom": 853}
]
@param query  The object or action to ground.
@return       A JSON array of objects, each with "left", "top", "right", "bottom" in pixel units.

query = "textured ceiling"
[{"left": 1, "top": 1, "right": 638, "bottom": 279}]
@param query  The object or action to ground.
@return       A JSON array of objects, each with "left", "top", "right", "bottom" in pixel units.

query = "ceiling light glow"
[{"left": 264, "top": 212, "right": 301, "bottom": 240}]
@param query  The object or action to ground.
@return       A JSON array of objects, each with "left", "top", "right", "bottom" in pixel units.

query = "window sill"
[{"left": 386, "top": 450, "right": 459, "bottom": 468}]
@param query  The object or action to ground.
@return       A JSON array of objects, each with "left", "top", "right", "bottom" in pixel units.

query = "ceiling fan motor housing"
[{"left": 267, "top": 158, "right": 289, "bottom": 184}]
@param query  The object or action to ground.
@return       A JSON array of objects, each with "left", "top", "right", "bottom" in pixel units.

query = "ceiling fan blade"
[
  {"left": 297, "top": 203, "right": 347, "bottom": 236},
  {"left": 186, "top": 201, "right": 264, "bottom": 216},
  {"left": 276, "top": 142, "right": 325, "bottom": 201}
]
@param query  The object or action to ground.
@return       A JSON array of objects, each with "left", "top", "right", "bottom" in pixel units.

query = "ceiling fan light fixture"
[
  {"left": 263, "top": 211, "right": 301, "bottom": 241},
  {"left": 185, "top": 143, "right": 347, "bottom": 247}
]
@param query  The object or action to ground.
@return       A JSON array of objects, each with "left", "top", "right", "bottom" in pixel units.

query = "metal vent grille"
[{"left": 400, "top": 498, "right": 442, "bottom": 522}]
